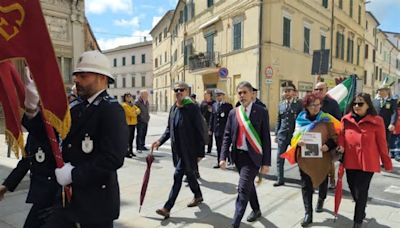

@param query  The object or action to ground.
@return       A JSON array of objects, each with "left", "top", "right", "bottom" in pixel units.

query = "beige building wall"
[{"left": 364, "top": 12, "right": 379, "bottom": 95}]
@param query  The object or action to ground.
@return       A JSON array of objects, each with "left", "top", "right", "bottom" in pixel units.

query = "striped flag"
[{"left": 327, "top": 75, "right": 357, "bottom": 113}]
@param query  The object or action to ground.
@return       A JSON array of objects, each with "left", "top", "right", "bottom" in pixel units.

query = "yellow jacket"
[{"left": 121, "top": 102, "right": 141, "bottom": 125}]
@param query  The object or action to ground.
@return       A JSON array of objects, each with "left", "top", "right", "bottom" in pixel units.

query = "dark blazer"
[
  {"left": 221, "top": 103, "right": 271, "bottom": 167},
  {"left": 275, "top": 99, "right": 303, "bottom": 144},
  {"left": 159, "top": 102, "right": 206, "bottom": 172},
  {"left": 373, "top": 97, "right": 398, "bottom": 128},
  {"left": 62, "top": 90, "right": 128, "bottom": 223},
  {"left": 210, "top": 102, "right": 233, "bottom": 137},
  {"left": 200, "top": 100, "right": 215, "bottom": 125},
  {"left": 235, "top": 98, "right": 266, "bottom": 109},
  {"left": 321, "top": 95, "right": 342, "bottom": 120},
  {"left": 2, "top": 114, "right": 59, "bottom": 206}
]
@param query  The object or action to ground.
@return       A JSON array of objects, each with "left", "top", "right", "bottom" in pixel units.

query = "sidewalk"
[{"left": 1, "top": 148, "right": 399, "bottom": 228}]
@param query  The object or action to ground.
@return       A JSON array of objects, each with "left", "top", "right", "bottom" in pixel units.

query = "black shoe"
[
  {"left": 142, "top": 147, "right": 149, "bottom": 151},
  {"left": 213, "top": 165, "right": 220, "bottom": 169},
  {"left": 353, "top": 222, "right": 362, "bottom": 228},
  {"left": 229, "top": 225, "right": 239, "bottom": 228},
  {"left": 246, "top": 210, "right": 261, "bottom": 222},
  {"left": 273, "top": 181, "right": 284, "bottom": 187},
  {"left": 315, "top": 198, "right": 324, "bottom": 213},
  {"left": 301, "top": 214, "right": 312, "bottom": 227},
  {"left": 125, "top": 154, "right": 133, "bottom": 158}
]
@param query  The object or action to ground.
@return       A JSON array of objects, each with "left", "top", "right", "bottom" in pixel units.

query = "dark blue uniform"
[
  {"left": 200, "top": 99, "right": 216, "bottom": 153},
  {"left": 373, "top": 97, "right": 398, "bottom": 152},
  {"left": 44, "top": 91, "right": 128, "bottom": 227},
  {"left": 2, "top": 114, "right": 60, "bottom": 228},
  {"left": 209, "top": 101, "right": 233, "bottom": 165},
  {"left": 221, "top": 103, "right": 271, "bottom": 227},
  {"left": 275, "top": 99, "right": 303, "bottom": 184}
]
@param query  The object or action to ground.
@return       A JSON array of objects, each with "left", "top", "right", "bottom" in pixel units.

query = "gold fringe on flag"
[
  {"left": 5, "top": 129, "right": 25, "bottom": 159},
  {"left": 43, "top": 108, "right": 71, "bottom": 139}
]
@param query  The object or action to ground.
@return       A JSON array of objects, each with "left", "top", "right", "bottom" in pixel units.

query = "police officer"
[
  {"left": 274, "top": 81, "right": 303, "bottom": 187},
  {"left": 209, "top": 89, "right": 233, "bottom": 168},
  {"left": 373, "top": 85, "right": 398, "bottom": 156},
  {"left": 0, "top": 74, "right": 60, "bottom": 228},
  {"left": 44, "top": 50, "right": 128, "bottom": 227},
  {"left": 200, "top": 89, "right": 216, "bottom": 153}
]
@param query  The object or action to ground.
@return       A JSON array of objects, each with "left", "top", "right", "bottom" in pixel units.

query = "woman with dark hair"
[
  {"left": 338, "top": 93, "right": 392, "bottom": 228},
  {"left": 282, "top": 93, "right": 339, "bottom": 227},
  {"left": 121, "top": 93, "right": 141, "bottom": 157}
]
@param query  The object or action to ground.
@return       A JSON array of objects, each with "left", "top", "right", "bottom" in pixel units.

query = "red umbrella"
[
  {"left": 334, "top": 163, "right": 345, "bottom": 219},
  {"left": 139, "top": 149, "right": 155, "bottom": 213}
]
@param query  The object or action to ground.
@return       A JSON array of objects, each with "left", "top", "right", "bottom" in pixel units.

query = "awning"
[{"left": 199, "top": 16, "right": 220, "bottom": 30}]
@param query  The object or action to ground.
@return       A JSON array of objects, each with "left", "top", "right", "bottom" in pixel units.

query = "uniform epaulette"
[
  {"left": 69, "top": 99, "right": 82, "bottom": 109},
  {"left": 102, "top": 95, "right": 118, "bottom": 104}
]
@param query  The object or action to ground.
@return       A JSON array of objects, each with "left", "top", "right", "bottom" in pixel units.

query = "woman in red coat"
[{"left": 338, "top": 93, "right": 393, "bottom": 228}]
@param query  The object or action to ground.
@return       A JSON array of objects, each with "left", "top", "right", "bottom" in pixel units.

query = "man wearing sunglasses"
[{"left": 152, "top": 82, "right": 207, "bottom": 219}]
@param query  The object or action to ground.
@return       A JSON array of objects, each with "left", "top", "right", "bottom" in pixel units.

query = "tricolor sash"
[{"left": 236, "top": 105, "right": 262, "bottom": 154}]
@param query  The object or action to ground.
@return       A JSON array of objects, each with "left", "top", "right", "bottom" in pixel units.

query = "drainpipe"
[{"left": 258, "top": 0, "right": 263, "bottom": 103}]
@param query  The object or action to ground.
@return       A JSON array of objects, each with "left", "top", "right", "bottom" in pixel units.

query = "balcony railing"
[{"left": 188, "top": 52, "right": 219, "bottom": 71}]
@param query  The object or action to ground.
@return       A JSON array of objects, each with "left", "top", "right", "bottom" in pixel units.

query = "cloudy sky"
[{"left": 86, "top": 0, "right": 400, "bottom": 51}]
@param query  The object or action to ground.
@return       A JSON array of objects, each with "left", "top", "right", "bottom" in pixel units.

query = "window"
[
  {"left": 322, "top": 0, "right": 328, "bottom": 8},
  {"left": 379, "top": 68, "right": 382, "bottom": 81},
  {"left": 174, "top": 49, "right": 177, "bottom": 62},
  {"left": 141, "top": 76, "right": 145, "bottom": 87},
  {"left": 365, "top": 44, "right": 368, "bottom": 59},
  {"left": 357, "top": 45, "right": 360, "bottom": 65},
  {"left": 184, "top": 42, "right": 193, "bottom": 65},
  {"left": 165, "top": 52, "right": 167, "bottom": 63},
  {"left": 364, "top": 71, "right": 367, "bottom": 85},
  {"left": 207, "top": 0, "right": 214, "bottom": 8},
  {"left": 373, "top": 49, "right": 376, "bottom": 62},
  {"left": 113, "top": 58, "right": 117, "bottom": 67},
  {"left": 233, "top": 18, "right": 243, "bottom": 50},
  {"left": 283, "top": 17, "right": 291, "bottom": 47},
  {"left": 179, "top": 11, "right": 183, "bottom": 24},
  {"left": 358, "top": 5, "right": 361, "bottom": 25},
  {"left": 350, "top": 0, "right": 353, "bottom": 18},
  {"left": 184, "top": 5, "right": 188, "bottom": 22},
  {"left": 375, "top": 66, "right": 378, "bottom": 80},
  {"left": 366, "top": 21, "right": 368, "bottom": 31},
  {"left": 141, "top": 54, "right": 146, "bottom": 63},
  {"left": 347, "top": 38, "right": 354, "bottom": 63},
  {"left": 304, "top": 27, "right": 310, "bottom": 54},
  {"left": 336, "top": 32, "right": 344, "bottom": 60},
  {"left": 122, "top": 77, "right": 126, "bottom": 88},
  {"left": 321, "top": 35, "right": 326, "bottom": 50},
  {"left": 159, "top": 33, "right": 162, "bottom": 43},
  {"left": 155, "top": 58, "right": 158, "bottom": 68},
  {"left": 160, "top": 55, "right": 162, "bottom": 65},
  {"left": 397, "top": 59, "right": 400, "bottom": 70},
  {"left": 122, "top": 57, "right": 126, "bottom": 66},
  {"left": 132, "top": 77, "right": 136, "bottom": 87},
  {"left": 206, "top": 33, "right": 215, "bottom": 54},
  {"left": 164, "top": 27, "right": 168, "bottom": 38},
  {"left": 339, "top": 0, "right": 343, "bottom": 9},
  {"left": 131, "top": 56, "right": 135, "bottom": 64}
]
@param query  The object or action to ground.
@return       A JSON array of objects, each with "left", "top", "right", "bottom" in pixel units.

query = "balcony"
[{"left": 188, "top": 52, "right": 219, "bottom": 73}]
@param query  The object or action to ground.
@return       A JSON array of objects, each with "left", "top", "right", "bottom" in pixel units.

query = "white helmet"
[{"left": 73, "top": 50, "right": 115, "bottom": 84}]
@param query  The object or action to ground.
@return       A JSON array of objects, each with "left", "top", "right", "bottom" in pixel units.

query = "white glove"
[
  {"left": 55, "top": 162, "right": 74, "bottom": 186},
  {"left": 23, "top": 67, "right": 40, "bottom": 111}
]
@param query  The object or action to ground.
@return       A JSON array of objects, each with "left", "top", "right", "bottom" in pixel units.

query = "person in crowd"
[
  {"left": 0, "top": 72, "right": 60, "bottom": 228},
  {"left": 338, "top": 93, "right": 392, "bottom": 228},
  {"left": 152, "top": 81, "right": 207, "bottom": 219},
  {"left": 135, "top": 90, "right": 151, "bottom": 153},
  {"left": 235, "top": 87, "right": 266, "bottom": 108},
  {"left": 209, "top": 89, "right": 233, "bottom": 168},
  {"left": 219, "top": 81, "right": 271, "bottom": 228},
  {"left": 295, "top": 93, "right": 338, "bottom": 227},
  {"left": 200, "top": 89, "right": 216, "bottom": 154},
  {"left": 43, "top": 50, "right": 128, "bottom": 227},
  {"left": 274, "top": 81, "right": 303, "bottom": 187},
  {"left": 314, "top": 82, "right": 341, "bottom": 189},
  {"left": 389, "top": 99, "right": 400, "bottom": 161},
  {"left": 121, "top": 93, "right": 141, "bottom": 158},
  {"left": 373, "top": 86, "right": 398, "bottom": 156}
]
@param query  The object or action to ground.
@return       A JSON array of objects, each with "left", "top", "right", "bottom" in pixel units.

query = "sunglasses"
[
  {"left": 353, "top": 102, "right": 365, "bottom": 107},
  {"left": 314, "top": 88, "right": 324, "bottom": 91},
  {"left": 174, "top": 88, "right": 186, "bottom": 93}
]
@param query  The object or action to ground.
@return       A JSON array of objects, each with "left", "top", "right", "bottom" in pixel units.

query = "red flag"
[
  {"left": 0, "top": 61, "right": 25, "bottom": 158},
  {"left": 0, "top": 0, "right": 70, "bottom": 138}
]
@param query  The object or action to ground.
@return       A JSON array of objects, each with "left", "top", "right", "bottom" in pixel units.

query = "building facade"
[{"left": 104, "top": 41, "right": 153, "bottom": 103}]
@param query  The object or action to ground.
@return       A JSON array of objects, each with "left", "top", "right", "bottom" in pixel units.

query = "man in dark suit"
[
  {"left": 373, "top": 86, "right": 398, "bottom": 157},
  {"left": 152, "top": 81, "right": 207, "bottom": 219},
  {"left": 209, "top": 89, "right": 233, "bottom": 168},
  {"left": 220, "top": 81, "right": 271, "bottom": 228},
  {"left": 200, "top": 89, "right": 216, "bottom": 154},
  {"left": 274, "top": 81, "right": 303, "bottom": 187},
  {"left": 44, "top": 50, "right": 128, "bottom": 228}
]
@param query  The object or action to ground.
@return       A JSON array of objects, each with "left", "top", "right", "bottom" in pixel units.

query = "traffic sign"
[
  {"left": 266, "top": 79, "right": 273, "bottom": 84},
  {"left": 265, "top": 66, "right": 273, "bottom": 79},
  {"left": 218, "top": 67, "right": 229, "bottom": 78}
]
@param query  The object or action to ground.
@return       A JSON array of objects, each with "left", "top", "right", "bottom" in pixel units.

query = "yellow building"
[{"left": 363, "top": 11, "right": 380, "bottom": 95}]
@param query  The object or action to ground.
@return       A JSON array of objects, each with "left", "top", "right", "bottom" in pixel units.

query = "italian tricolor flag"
[{"left": 327, "top": 76, "right": 357, "bottom": 113}]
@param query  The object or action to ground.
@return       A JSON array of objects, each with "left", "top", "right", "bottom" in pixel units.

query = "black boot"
[
  {"left": 301, "top": 213, "right": 313, "bottom": 227},
  {"left": 315, "top": 198, "right": 324, "bottom": 213},
  {"left": 353, "top": 222, "right": 362, "bottom": 228}
]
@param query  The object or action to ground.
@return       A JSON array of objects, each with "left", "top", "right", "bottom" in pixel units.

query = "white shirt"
[
  {"left": 86, "top": 89, "right": 106, "bottom": 106},
  {"left": 237, "top": 102, "right": 253, "bottom": 151}
]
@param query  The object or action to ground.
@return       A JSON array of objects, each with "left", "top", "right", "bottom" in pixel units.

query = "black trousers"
[
  {"left": 215, "top": 135, "right": 223, "bottom": 164},
  {"left": 299, "top": 169, "right": 328, "bottom": 213},
  {"left": 207, "top": 132, "right": 213, "bottom": 153},
  {"left": 276, "top": 139, "right": 290, "bottom": 183},
  {"left": 23, "top": 204, "right": 53, "bottom": 228},
  {"left": 232, "top": 151, "right": 260, "bottom": 226},
  {"left": 346, "top": 169, "right": 374, "bottom": 223},
  {"left": 127, "top": 125, "right": 136, "bottom": 154},
  {"left": 136, "top": 122, "right": 148, "bottom": 149},
  {"left": 164, "top": 158, "right": 202, "bottom": 210},
  {"left": 43, "top": 208, "right": 113, "bottom": 228}
]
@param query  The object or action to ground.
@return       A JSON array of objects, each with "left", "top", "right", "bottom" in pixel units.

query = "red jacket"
[{"left": 338, "top": 113, "right": 392, "bottom": 172}]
